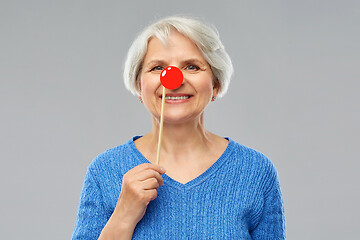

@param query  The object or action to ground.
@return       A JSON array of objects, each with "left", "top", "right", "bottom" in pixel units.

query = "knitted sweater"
[{"left": 72, "top": 136, "right": 286, "bottom": 239}]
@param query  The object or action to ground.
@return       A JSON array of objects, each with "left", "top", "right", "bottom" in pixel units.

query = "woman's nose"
[{"left": 160, "top": 66, "right": 183, "bottom": 89}]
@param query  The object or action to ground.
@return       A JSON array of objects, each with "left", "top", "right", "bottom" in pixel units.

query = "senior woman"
[{"left": 72, "top": 15, "right": 286, "bottom": 239}]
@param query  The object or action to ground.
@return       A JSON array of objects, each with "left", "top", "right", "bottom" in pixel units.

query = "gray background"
[{"left": 1, "top": 0, "right": 359, "bottom": 239}]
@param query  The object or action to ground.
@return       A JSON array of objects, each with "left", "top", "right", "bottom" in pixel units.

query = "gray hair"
[{"left": 123, "top": 15, "right": 233, "bottom": 98}]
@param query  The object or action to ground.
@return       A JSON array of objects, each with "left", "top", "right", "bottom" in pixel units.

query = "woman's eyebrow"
[
  {"left": 145, "top": 60, "right": 166, "bottom": 68},
  {"left": 182, "top": 58, "right": 206, "bottom": 66},
  {"left": 145, "top": 58, "right": 207, "bottom": 68}
]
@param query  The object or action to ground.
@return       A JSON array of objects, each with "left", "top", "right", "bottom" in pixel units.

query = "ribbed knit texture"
[{"left": 72, "top": 136, "right": 286, "bottom": 239}]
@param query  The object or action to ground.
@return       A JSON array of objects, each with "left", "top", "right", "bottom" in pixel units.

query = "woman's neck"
[{"left": 144, "top": 113, "right": 213, "bottom": 162}]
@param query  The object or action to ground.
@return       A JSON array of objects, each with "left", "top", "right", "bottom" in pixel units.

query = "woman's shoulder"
[
  {"left": 87, "top": 136, "right": 140, "bottom": 176},
  {"left": 228, "top": 137, "right": 277, "bottom": 175},
  {"left": 227, "top": 138, "right": 280, "bottom": 191}
]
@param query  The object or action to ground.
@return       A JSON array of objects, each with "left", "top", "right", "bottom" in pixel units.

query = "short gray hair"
[{"left": 123, "top": 15, "right": 233, "bottom": 98}]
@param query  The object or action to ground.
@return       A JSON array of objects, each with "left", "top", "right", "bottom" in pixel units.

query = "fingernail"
[{"left": 160, "top": 167, "right": 166, "bottom": 173}]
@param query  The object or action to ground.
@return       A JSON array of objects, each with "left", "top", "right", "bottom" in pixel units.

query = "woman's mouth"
[
  {"left": 160, "top": 94, "right": 193, "bottom": 103},
  {"left": 164, "top": 96, "right": 190, "bottom": 100}
]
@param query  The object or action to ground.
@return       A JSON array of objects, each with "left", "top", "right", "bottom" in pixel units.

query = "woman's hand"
[
  {"left": 115, "top": 163, "right": 166, "bottom": 226},
  {"left": 99, "top": 163, "right": 166, "bottom": 239}
]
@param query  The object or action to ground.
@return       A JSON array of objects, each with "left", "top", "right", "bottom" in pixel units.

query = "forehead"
[{"left": 144, "top": 30, "right": 205, "bottom": 61}]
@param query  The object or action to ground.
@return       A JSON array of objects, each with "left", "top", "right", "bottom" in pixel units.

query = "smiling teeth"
[{"left": 164, "top": 96, "right": 190, "bottom": 100}]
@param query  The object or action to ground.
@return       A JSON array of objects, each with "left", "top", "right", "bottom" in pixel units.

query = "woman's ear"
[
  {"left": 137, "top": 77, "right": 142, "bottom": 93},
  {"left": 212, "top": 79, "right": 220, "bottom": 98}
]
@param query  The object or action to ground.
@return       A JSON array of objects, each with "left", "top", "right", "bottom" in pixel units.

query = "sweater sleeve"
[
  {"left": 250, "top": 165, "right": 286, "bottom": 239},
  {"left": 71, "top": 167, "right": 110, "bottom": 240}
]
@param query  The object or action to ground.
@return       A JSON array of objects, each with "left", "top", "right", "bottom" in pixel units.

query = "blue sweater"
[{"left": 72, "top": 136, "right": 286, "bottom": 239}]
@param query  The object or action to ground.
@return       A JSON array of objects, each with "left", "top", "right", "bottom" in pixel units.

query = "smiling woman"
[
  {"left": 140, "top": 30, "right": 217, "bottom": 124},
  {"left": 71, "top": 15, "right": 286, "bottom": 240}
]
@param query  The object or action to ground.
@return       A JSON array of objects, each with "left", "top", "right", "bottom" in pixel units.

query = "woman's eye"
[
  {"left": 186, "top": 65, "right": 200, "bottom": 71},
  {"left": 151, "top": 66, "right": 164, "bottom": 71}
]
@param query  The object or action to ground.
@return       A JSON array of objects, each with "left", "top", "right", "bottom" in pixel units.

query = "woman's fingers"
[
  {"left": 146, "top": 189, "right": 158, "bottom": 201},
  {"left": 135, "top": 168, "right": 164, "bottom": 186},
  {"left": 142, "top": 178, "right": 160, "bottom": 190},
  {"left": 131, "top": 163, "right": 166, "bottom": 176},
  {"left": 113, "top": 163, "right": 166, "bottom": 227}
]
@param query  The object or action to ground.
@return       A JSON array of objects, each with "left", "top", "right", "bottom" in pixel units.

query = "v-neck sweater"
[{"left": 72, "top": 136, "right": 286, "bottom": 239}]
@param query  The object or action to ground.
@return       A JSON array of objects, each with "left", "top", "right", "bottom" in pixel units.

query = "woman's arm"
[
  {"left": 71, "top": 168, "right": 111, "bottom": 239},
  {"left": 72, "top": 163, "right": 165, "bottom": 239},
  {"left": 98, "top": 213, "right": 136, "bottom": 240},
  {"left": 250, "top": 171, "right": 286, "bottom": 239}
]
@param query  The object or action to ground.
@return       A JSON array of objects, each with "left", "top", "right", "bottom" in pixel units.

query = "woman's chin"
[{"left": 161, "top": 112, "right": 198, "bottom": 125}]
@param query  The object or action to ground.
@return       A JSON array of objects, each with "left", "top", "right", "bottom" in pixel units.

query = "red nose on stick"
[
  {"left": 156, "top": 66, "right": 183, "bottom": 165},
  {"left": 160, "top": 66, "right": 183, "bottom": 89}
]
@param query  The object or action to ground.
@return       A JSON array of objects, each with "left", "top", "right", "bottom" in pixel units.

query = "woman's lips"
[
  {"left": 165, "top": 96, "right": 192, "bottom": 104},
  {"left": 159, "top": 95, "right": 193, "bottom": 104},
  {"left": 160, "top": 93, "right": 192, "bottom": 97}
]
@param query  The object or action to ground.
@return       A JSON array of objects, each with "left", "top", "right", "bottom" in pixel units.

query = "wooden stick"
[{"left": 156, "top": 87, "right": 166, "bottom": 165}]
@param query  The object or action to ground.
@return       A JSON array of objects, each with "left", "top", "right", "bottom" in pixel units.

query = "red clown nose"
[{"left": 160, "top": 66, "right": 183, "bottom": 89}]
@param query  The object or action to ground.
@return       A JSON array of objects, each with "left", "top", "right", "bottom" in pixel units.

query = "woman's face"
[{"left": 139, "top": 30, "right": 218, "bottom": 124}]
